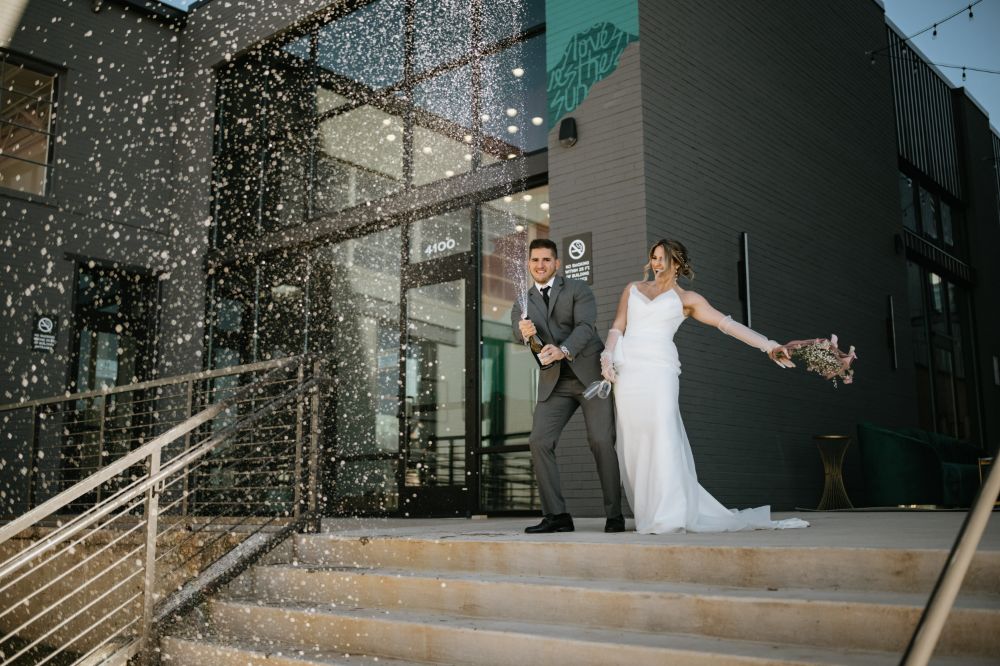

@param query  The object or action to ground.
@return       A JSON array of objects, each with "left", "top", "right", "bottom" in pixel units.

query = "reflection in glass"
[
  {"left": 898, "top": 172, "right": 916, "bottom": 231},
  {"left": 257, "top": 254, "right": 308, "bottom": 360},
  {"left": 481, "top": 35, "right": 547, "bottom": 154},
  {"left": 310, "top": 227, "right": 402, "bottom": 512},
  {"left": 315, "top": 105, "right": 405, "bottom": 213},
  {"left": 940, "top": 201, "right": 954, "bottom": 247},
  {"left": 410, "top": 209, "right": 471, "bottom": 263},
  {"left": 413, "top": 0, "right": 471, "bottom": 74},
  {"left": 315, "top": 0, "right": 405, "bottom": 89},
  {"left": 480, "top": 0, "right": 545, "bottom": 47},
  {"left": 404, "top": 279, "right": 466, "bottom": 491},
  {"left": 480, "top": 451, "right": 538, "bottom": 511},
  {"left": 919, "top": 187, "right": 938, "bottom": 240},
  {"left": 479, "top": 186, "right": 548, "bottom": 512}
]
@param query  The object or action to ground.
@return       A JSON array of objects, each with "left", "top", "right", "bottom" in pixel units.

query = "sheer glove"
[
  {"left": 600, "top": 328, "right": 623, "bottom": 382},
  {"left": 718, "top": 316, "right": 794, "bottom": 368}
]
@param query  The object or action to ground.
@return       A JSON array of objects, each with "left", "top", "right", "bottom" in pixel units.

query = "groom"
[{"left": 512, "top": 238, "right": 624, "bottom": 533}]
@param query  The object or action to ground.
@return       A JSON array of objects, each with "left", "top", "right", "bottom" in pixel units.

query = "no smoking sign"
[{"left": 562, "top": 232, "right": 593, "bottom": 285}]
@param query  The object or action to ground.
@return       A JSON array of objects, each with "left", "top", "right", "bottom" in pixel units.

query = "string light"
[{"left": 867, "top": 0, "right": 982, "bottom": 58}]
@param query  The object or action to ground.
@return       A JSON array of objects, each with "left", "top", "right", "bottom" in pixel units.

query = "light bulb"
[
  {"left": 421, "top": 146, "right": 432, "bottom": 154},
  {"left": 445, "top": 169, "right": 455, "bottom": 177},
  {"left": 481, "top": 113, "right": 491, "bottom": 121},
  {"left": 506, "top": 108, "right": 518, "bottom": 117},
  {"left": 514, "top": 224, "right": 525, "bottom": 232},
  {"left": 382, "top": 118, "right": 391, "bottom": 126},
  {"left": 463, "top": 134, "right": 473, "bottom": 143},
  {"left": 540, "top": 202, "right": 549, "bottom": 211},
  {"left": 512, "top": 67, "right": 524, "bottom": 77},
  {"left": 463, "top": 153, "right": 472, "bottom": 161},
  {"left": 507, "top": 125, "right": 518, "bottom": 133},
  {"left": 503, "top": 196, "right": 513, "bottom": 203},
  {"left": 522, "top": 194, "right": 532, "bottom": 201},
  {"left": 385, "top": 133, "right": 396, "bottom": 141},
  {"left": 531, "top": 117, "right": 543, "bottom": 126}
]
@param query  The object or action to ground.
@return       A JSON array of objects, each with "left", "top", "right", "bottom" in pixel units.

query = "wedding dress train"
[{"left": 613, "top": 285, "right": 808, "bottom": 534}]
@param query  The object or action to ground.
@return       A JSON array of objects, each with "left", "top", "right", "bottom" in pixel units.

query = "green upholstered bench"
[{"left": 856, "top": 422, "right": 982, "bottom": 508}]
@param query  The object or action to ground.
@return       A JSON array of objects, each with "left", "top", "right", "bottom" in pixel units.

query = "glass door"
[{"left": 400, "top": 253, "right": 473, "bottom": 516}]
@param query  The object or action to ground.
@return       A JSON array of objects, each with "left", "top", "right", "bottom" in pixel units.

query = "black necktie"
[{"left": 540, "top": 286, "right": 550, "bottom": 308}]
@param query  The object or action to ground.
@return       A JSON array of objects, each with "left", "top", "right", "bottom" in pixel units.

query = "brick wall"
[{"left": 636, "top": 0, "right": 915, "bottom": 508}]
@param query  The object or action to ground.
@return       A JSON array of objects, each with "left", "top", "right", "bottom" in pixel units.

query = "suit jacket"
[{"left": 511, "top": 275, "right": 605, "bottom": 401}]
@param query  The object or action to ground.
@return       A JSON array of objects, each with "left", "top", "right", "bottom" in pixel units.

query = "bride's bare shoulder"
[{"left": 676, "top": 288, "right": 706, "bottom": 307}]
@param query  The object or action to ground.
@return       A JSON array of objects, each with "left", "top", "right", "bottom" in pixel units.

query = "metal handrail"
[
  {"left": 0, "top": 357, "right": 295, "bottom": 412},
  {"left": 901, "top": 448, "right": 1000, "bottom": 665},
  {"left": 0, "top": 355, "right": 326, "bottom": 665}
]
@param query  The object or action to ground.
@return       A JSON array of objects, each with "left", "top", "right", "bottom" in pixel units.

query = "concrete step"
[
  {"left": 161, "top": 632, "right": 427, "bottom": 666},
  {"left": 291, "top": 534, "right": 1000, "bottom": 595},
  {"left": 199, "top": 597, "right": 996, "bottom": 666},
  {"left": 244, "top": 563, "right": 999, "bottom": 658}
]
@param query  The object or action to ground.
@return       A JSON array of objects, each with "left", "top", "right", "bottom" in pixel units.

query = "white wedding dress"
[{"left": 613, "top": 285, "right": 808, "bottom": 534}]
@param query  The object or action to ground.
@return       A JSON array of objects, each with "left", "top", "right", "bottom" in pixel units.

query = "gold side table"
[{"left": 814, "top": 435, "right": 854, "bottom": 510}]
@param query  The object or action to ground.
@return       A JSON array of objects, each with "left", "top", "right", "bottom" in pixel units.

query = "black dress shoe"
[
  {"left": 604, "top": 516, "right": 626, "bottom": 533},
  {"left": 525, "top": 513, "right": 575, "bottom": 533}
]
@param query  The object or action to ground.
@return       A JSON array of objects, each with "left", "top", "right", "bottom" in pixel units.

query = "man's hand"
[
  {"left": 539, "top": 344, "right": 565, "bottom": 365},
  {"left": 518, "top": 319, "right": 537, "bottom": 339}
]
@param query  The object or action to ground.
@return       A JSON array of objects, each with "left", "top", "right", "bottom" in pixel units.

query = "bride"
[{"left": 602, "top": 239, "right": 808, "bottom": 534}]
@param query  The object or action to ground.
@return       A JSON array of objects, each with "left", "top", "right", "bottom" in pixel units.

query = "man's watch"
[{"left": 559, "top": 345, "right": 573, "bottom": 362}]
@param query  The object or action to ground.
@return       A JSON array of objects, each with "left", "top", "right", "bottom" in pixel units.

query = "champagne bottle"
[{"left": 523, "top": 318, "right": 555, "bottom": 370}]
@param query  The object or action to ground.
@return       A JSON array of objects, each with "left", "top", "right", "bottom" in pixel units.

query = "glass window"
[
  {"left": 480, "top": 0, "right": 545, "bottom": 47},
  {"left": 481, "top": 34, "right": 547, "bottom": 155},
  {"left": 479, "top": 185, "right": 548, "bottom": 512},
  {"left": 412, "top": 65, "right": 475, "bottom": 186},
  {"left": 315, "top": 0, "right": 406, "bottom": 89},
  {"left": 0, "top": 52, "right": 57, "bottom": 195},
  {"left": 309, "top": 227, "right": 403, "bottom": 512},
  {"left": 314, "top": 105, "right": 406, "bottom": 213},
  {"left": 413, "top": 0, "right": 472, "bottom": 74},
  {"left": 898, "top": 172, "right": 916, "bottom": 231},
  {"left": 940, "top": 200, "right": 954, "bottom": 247},
  {"left": 919, "top": 186, "right": 938, "bottom": 240},
  {"left": 410, "top": 209, "right": 471, "bottom": 263}
]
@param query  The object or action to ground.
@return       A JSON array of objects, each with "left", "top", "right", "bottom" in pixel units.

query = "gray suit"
[{"left": 512, "top": 275, "right": 622, "bottom": 519}]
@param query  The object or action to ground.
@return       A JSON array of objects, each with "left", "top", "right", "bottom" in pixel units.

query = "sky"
[{"left": 882, "top": 0, "right": 1000, "bottom": 129}]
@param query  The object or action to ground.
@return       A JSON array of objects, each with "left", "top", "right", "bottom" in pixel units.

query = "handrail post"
[
  {"left": 95, "top": 398, "right": 107, "bottom": 505},
  {"left": 139, "top": 447, "right": 162, "bottom": 663},
  {"left": 901, "top": 450, "right": 1000, "bottom": 665},
  {"left": 181, "top": 380, "right": 194, "bottom": 518},
  {"left": 27, "top": 405, "right": 39, "bottom": 510},
  {"left": 306, "top": 359, "right": 322, "bottom": 531},
  {"left": 293, "top": 361, "right": 305, "bottom": 521}
]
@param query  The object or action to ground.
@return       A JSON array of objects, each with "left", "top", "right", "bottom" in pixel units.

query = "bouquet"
[{"left": 783, "top": 335, "right": 857, "bottom": 387}]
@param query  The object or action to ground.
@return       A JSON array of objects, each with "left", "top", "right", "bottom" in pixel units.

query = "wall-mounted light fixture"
[{"left": 558, "top": 117, "right": 578, "bottom": 148}]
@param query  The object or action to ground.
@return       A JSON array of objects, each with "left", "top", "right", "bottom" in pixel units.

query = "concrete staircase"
[{"left": 160, "top": 524, "right": 1000, "bottom": 665}]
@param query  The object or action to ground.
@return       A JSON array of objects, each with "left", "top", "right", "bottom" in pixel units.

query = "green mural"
[{"left": 546, "top": 0, "right": 639, "bottom": 126}]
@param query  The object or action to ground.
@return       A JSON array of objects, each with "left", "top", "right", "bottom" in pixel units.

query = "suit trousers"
[{"left": 528, "top": 371, "right": 622, "bottom": 519}]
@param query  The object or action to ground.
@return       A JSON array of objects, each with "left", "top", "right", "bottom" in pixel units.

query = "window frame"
[{"left": 0, "top": 49, "right": 60, "bottom": 199}]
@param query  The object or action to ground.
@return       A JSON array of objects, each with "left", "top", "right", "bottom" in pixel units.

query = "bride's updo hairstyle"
[{"left": 643, "top": 239, "right": 694, "bottom": 281}]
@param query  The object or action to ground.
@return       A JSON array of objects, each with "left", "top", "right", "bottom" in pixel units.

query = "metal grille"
[{"left": 886, "top": 26, "right": 962, "bottom": 199}]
